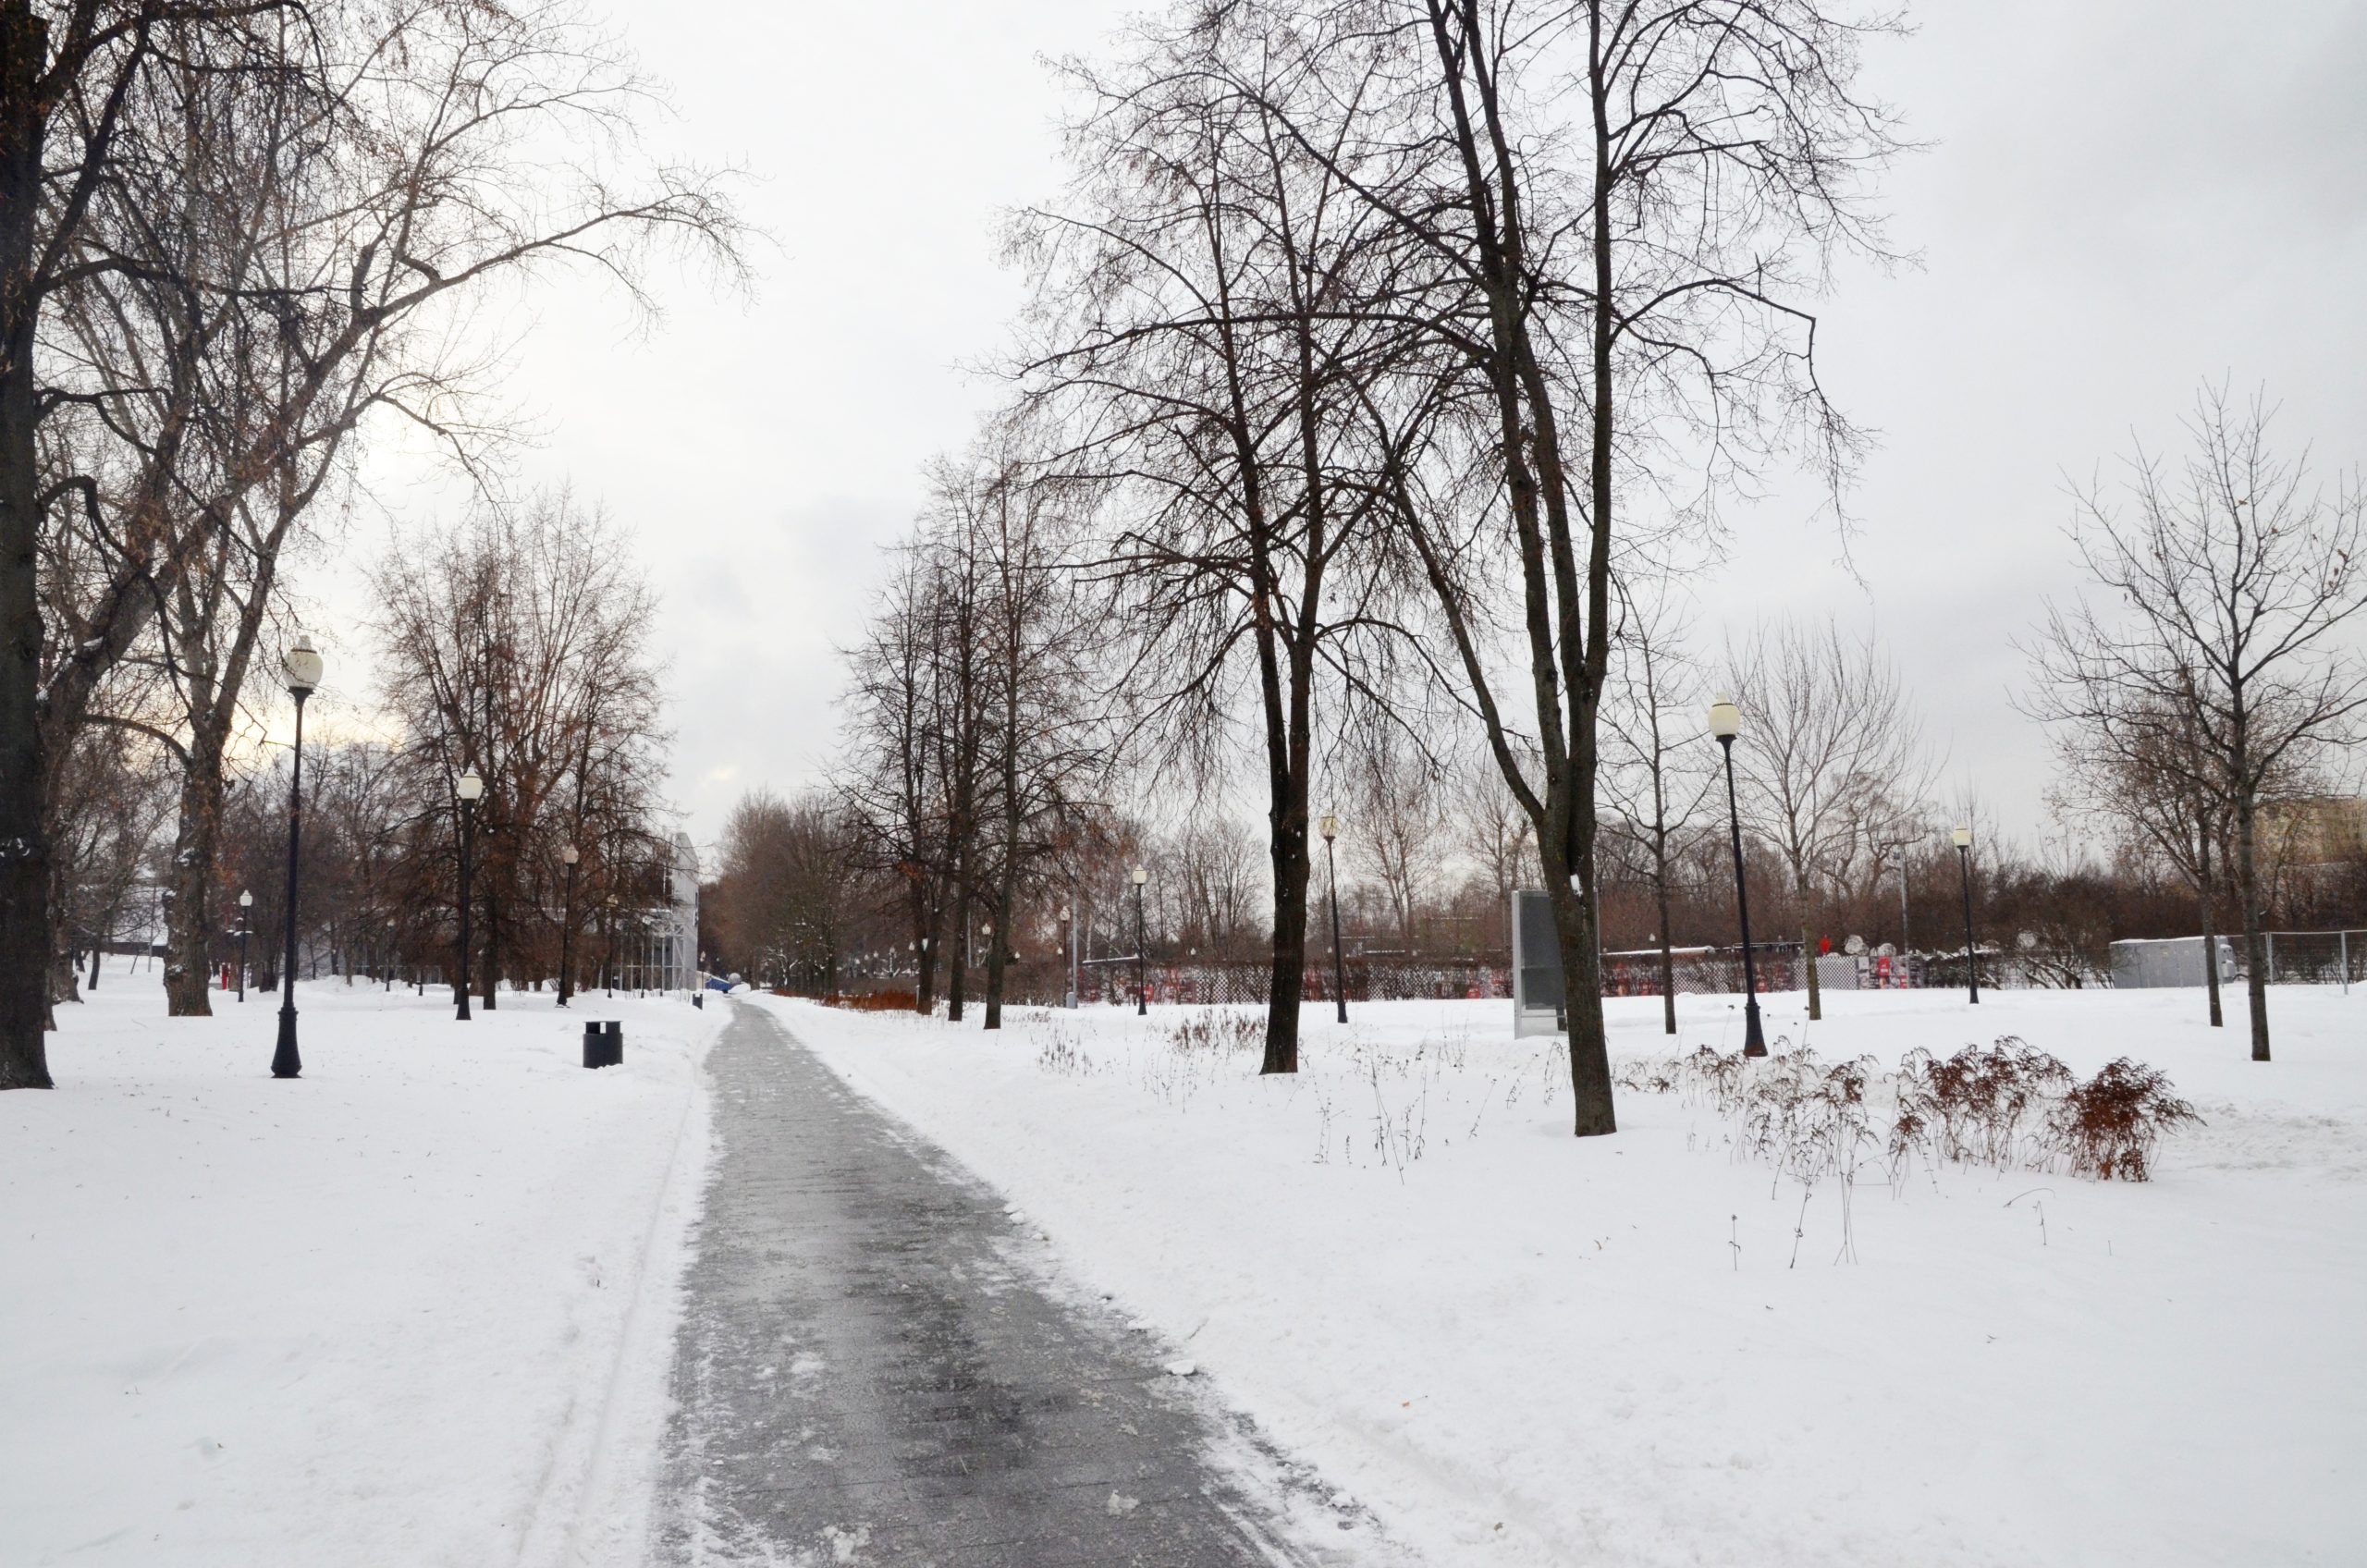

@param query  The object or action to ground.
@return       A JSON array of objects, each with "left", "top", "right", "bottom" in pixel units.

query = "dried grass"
[{"left": 1621, "top": 1035, "right": 2201, "bottom": 1186}]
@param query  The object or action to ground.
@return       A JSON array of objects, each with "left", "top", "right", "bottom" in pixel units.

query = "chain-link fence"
[{"left": 2260, "top": 930, "right": 2367, "bottom": 986}]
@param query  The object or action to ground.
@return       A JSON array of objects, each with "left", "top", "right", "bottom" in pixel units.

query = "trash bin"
[{"left": 583, "top": 1020, "right": 624, "bottom": 1069}]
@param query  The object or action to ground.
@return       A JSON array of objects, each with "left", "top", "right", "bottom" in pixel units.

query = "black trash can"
[{"left": 583, "top": 1020, "right": 625, "bottom": 1069}]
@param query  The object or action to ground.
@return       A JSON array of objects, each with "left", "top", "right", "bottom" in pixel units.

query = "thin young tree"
[
  {"left": 1600, "top": 583, "right": 1717, "bottom": 1034},
  {"left": 839, "top": 545, "right": 954, "bottom": 1013},
  {"left": 1726, "top": 621, "right": 1922, "bottom": 1022},
  {"left": 2028, "top": 386, "right": 2367, "bottom": 1061}
]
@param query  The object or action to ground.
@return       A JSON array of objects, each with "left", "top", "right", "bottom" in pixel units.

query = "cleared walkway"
[{"left": 656, "top": 1001, "right": 1361, "bottom": 1566}]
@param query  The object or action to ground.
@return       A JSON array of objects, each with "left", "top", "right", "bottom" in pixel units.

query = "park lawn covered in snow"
[
  {"left": 0, "top": 963, "right": 719, "bottom": 1568},
  {"left": 764, "top": 984, "right": 2367, "bottom": 1568}
]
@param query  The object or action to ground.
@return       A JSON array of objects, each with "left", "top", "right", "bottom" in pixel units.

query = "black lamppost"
[
  {"left": 605, "top": 892, "right": 619, "bottom": 997},
  {"left": 272, "top": 635, "right": 323, "bottom": 1079},
  {"left": 237, "top": 889, "right": 251, "bottom": 1002},
  {"left": 558, "top": 842, "right": 581, "bottom": 1007},
  {"left": 455, "top": 770, "right": 484, "bottom": 1021},
  {"left": 1131, "top": 864, "right": 1148, "bottom": 1016},
  {"left": 1707, "top": 693, "right": 1768, "bottom": 1058},
  {"left": 384, "top": 920, "right": 396, "bottom": 991},
  {"left": 1953, "top": 825, "right": 1980, "bottom": 1004},
  {"left": 1318, "top": 812, "right": 1347, "bottom": 1023}
]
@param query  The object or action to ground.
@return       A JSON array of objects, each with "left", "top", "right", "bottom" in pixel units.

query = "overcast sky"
[{"left": 326, "top": 0, "right": 2367, "bottom": 861}]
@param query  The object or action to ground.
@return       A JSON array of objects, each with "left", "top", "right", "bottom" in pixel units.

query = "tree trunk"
[
  {"left": 983, "top": 869, "right": 1012, "bottom": 1031},
  {"left": 912, "top": 881, "right": 937, "bottom": 1014},
  {"left": 482, "top": 883, "right": 499, "bottom": 1009},
  {"left": 0, "top": 6, "right": 54, "bottom": 1087},
  {"left": 2234, "top": 787, "right": 2271, "bottom": 1060},
  {"left": 946, "top": 884, "right": 969, "bottom": 1023},
  {"left": 1800, "top": 874, "right": 1822, "bottom": 1023},
  {"left": 2197, "top": 826, "right": 2224, "bottom": 1028},
  {"left": 1546, "top": 835, "right": 1615, "bottom": 1137},
  {"left": 1262, "top": 815, "right": 1309, "bottom": 1073},
  {"left": 1654, "top": 838, "right": 1676, "bottom": 1035},
  {"left": 164, "top": 731, "right": 227, "bottom": 1016}
]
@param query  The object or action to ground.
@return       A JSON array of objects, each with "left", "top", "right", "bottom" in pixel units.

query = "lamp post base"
[
  {"left": 271, "top": 1008, "right": 301, "bottom": 1079},
  {"left": 1743, "top": 998, "right": 1768, "bottom": 1058}
]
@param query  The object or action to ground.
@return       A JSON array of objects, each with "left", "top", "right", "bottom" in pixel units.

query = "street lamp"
[
  {"left": 271, "top": 637, "right": 323, "bottom": 1078},
  {"left": 385, "top": 919, "right": 396, "bottom": 991},
  {"left": 605, "top": 892, "right": 619, "bottom": 998},
  {"left": 1953, "top": 826, "right": 1980, "bottom": 1004},
  {"left": 558, "top": 842, "right": 581, "bottom": 1007},
  {"left": 1707, "top": 694, "right": 1767, "bottom": 1057},
  {"left": 455, "top": 771, "right": 484, "bottom": 1021},
  {"left": 237, "top": 889, "right": 251, "bottom": 1002},
  {"left": 1318, "top": 813, "right": 1347, "bottom": 1023},
  {"left": 1131, "top": 864, "right": 1148, "bottom": 1016}
]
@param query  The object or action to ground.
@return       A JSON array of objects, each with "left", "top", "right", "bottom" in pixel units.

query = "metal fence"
[
  {"left": 840, "top": 930, "right": 2367, "bottom": 1011},
  {"left": 2260, "top": 930, "right": 2367, "bottom": 987}
]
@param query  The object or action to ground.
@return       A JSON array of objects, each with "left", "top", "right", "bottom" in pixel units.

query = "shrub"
[
  {"left": 2046, "top": 1058, "right": 2203, "bottom": 1182},
  {"left": 1618, "top": 1036, "right": 2201, "bottom": 1188},
  {"left": 816, "top": 988, "right": 920, "bottom": 1012},
  {"left": 1163, "top": 1011, "right": 1265, "bottom": 1056},
  {"left": 1895, "top": 1039, "right": 2071, "bottom": 1169}
]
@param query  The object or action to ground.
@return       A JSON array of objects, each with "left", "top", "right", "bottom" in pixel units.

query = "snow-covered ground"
[
  {"left": 0, "top": 962, "right": 719, "bottom": 1568},
  {"left": 764, "top": 984, "right": 2367, "bottom": 1568}
]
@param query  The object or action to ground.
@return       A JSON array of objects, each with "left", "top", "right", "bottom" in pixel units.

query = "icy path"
[{"left": 655, "top": 1002, "right": 1369, "bottom": 1567}]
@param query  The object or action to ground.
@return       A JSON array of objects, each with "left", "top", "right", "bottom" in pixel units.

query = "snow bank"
[
  {"left": 763, "top": 985, "right": 2367, "bottom": 1568},
  {"left": 0, "top": 964, "right": 720, "bottom": 1567}
]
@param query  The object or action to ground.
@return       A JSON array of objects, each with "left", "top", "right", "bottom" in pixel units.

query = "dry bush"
[
  {"left": 816, "top": 989, "right": 920, "bottom": 1012},
  {"left": 1736, "top": 1049, "right": 1880, "bottom": 1186},
  {"left": 2045, "top": 1058, "right": 2202, "bottom": 1182},
  {"left": 1162, "top": 1011, "right": 1265, "bottom": 1057},
  {"left": 1895, "top": 1039, "right": 2072, "bottom": 1169},
  {"left": 1616, "top": 1035, "right": 2198, "bottom": 1188}
]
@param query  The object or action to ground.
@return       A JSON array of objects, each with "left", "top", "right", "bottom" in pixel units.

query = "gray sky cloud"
[{"left": 332, "top": 0, "right": 2367, "bottom": 858}]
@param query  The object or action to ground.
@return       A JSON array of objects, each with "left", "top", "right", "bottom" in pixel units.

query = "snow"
[
  {"left": 6, "top": 964, "right": 2357, "bottom": 1566},
  {"left": 758, "top": 984, "right": 2367, "bottom": 1568},
  {"left": 0, "top": 962, "right": 719, "bottom": 1567}
]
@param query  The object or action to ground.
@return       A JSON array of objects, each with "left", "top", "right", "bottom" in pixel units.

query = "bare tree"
[
  {"left": 1, "top": 0, "right": 740, "bottom": 1085},
  {"left": 1600, "top": 583, "right": 1716, "bottom": 1034},
  {"left": 839, "top": 545, "right": 953, "bottom": 1012},
  {"left": 1298, "top": 0, "right": 1907, "bottom": 1133},
  {"left": 2027, "top": 386, "right": 2367, "bottom": 1060},
  {"left": 1010, "top": 6, "right": 1418, "bottom": 1072},
  {"left": 1348, "top": 737, "right": 1441, "bottom": 954},
  {"left": 710, "top": 790, "right": 865, "bottom": 992},
  {"left": 1726, "top": 621, "right": 1922, "bottom": 1021},
  {"left": 1447, "top": 746, "right": 1534, "bottom": 950},
  {"left": 372, "top": 495, "right": 670, "bottom": 1010}
]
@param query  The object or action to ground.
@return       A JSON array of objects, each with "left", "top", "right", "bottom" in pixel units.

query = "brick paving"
[{"left": 655, "top": 1001, "right": 1362, "bottom": 1566}]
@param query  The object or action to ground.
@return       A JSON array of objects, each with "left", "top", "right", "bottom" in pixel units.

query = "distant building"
[
  {"left": 616, "top": 832, "right": 702, "bottom": 992},
  {"left": 2260, "top": 795, "right": 2367, "bottom": 869}
]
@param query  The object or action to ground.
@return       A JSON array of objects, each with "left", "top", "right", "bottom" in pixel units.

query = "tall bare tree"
[
  {"left": 1302, "top": 0, "right": 1907, "bottom": 1133},
  {"left": 1, "top": 0, "right": 739, "bottom": 1085},
  {"left": 1011, "top": 6, "right": 1418, "bottom": 1072}
]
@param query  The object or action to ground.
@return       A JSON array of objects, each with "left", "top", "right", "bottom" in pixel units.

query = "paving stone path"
[{"left": 656, "top": 1001, "right": 1373, "bottom": 1567}]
